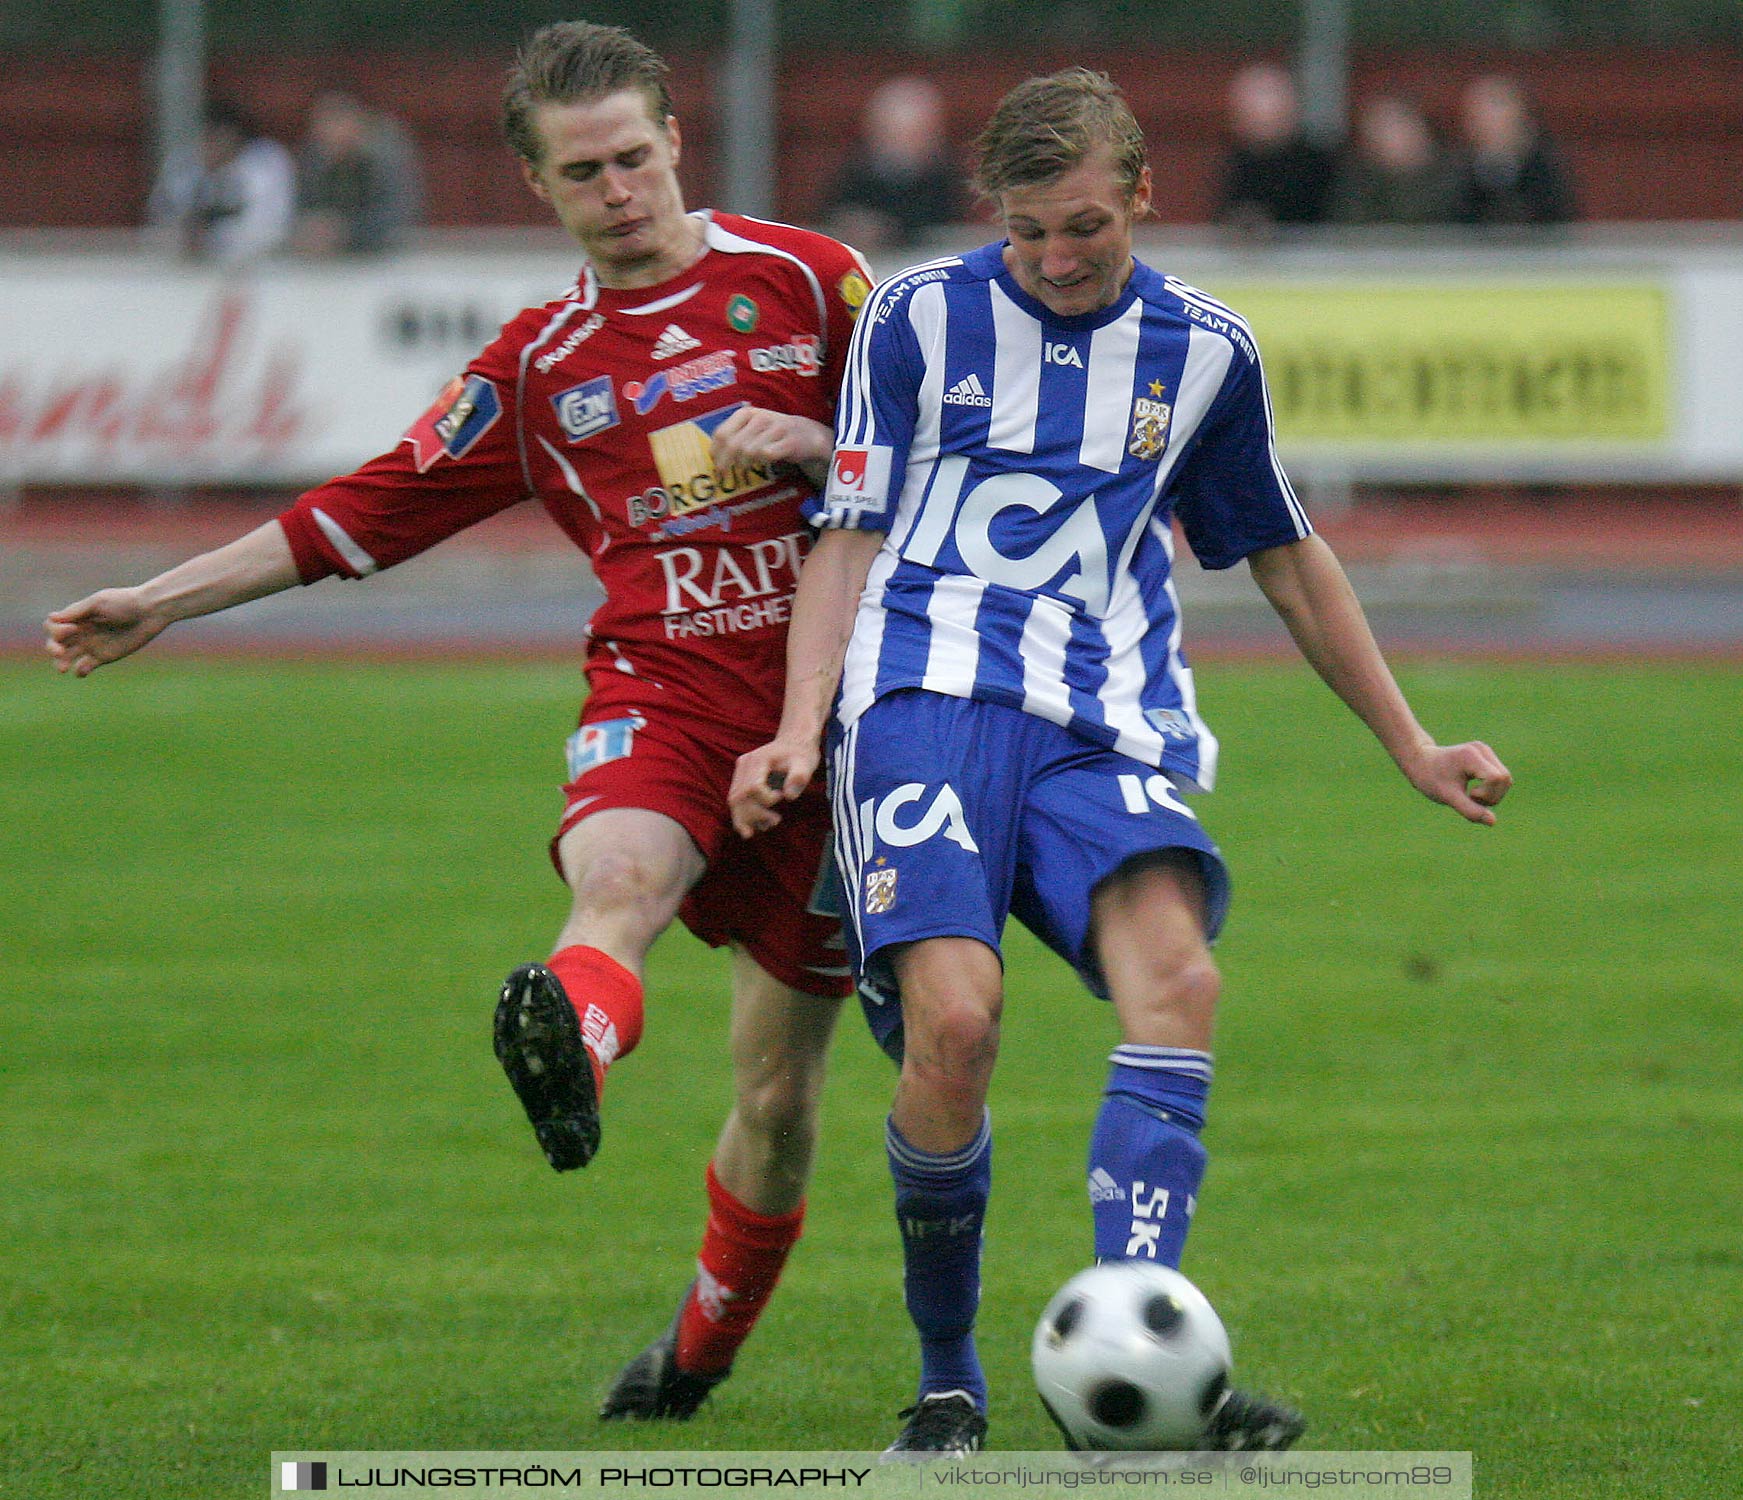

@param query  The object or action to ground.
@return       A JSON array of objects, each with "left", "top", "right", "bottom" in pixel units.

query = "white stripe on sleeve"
[
  {"left": 310, "top": 507, "right": 379, "bottom": 576},
  {"left": 908, "top": 282, "right": 949, "bottom": 464}
]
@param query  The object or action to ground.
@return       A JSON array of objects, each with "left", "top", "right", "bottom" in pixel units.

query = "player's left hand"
[
  {"left": 710, "top": 408, "right": 833, "bottom": 477},
  {"left": 729, "top": 737, "right": 820, "bottom": 838},
  {"left": 1405, "top": 740, "right": 1513, "bottom": 825}
]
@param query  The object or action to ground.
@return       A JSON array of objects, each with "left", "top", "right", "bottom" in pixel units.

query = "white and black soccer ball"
[{"left": 1032, "top": 1261, "right": 1232, "bottom": 1451}]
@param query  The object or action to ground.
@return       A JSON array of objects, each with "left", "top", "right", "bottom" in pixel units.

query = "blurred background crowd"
[{"left": 3, "top": 0, "right": 1740, "bottom": 254}]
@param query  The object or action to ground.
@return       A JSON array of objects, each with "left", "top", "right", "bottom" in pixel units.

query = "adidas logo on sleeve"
[
  {"left": 651, "top": 324, "right": 703, "bottom": 360},
  {"left": 942, "top": 372, "right": 993, "bottom": 407}
]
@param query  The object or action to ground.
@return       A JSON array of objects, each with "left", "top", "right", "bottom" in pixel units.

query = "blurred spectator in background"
[
  {"left": 291, "top": 89, "right": 424, "bottom": 256},
  {"left": 1330, "top": 93, "right": 1462, "bottom": 226},
  {"left": 1455, "top": 74, "right": 1576, "bottom": 228},
  {"left": 148, "top": 100, "right": 295, "bottom": 264},
  {"left": 818, "top": 75, "right": 962, "bottom": 251},
  {"left": 1216, "top": 62, "right": 1337, "bottom": 237}
]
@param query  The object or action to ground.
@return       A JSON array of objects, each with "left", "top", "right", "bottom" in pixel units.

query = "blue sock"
[
  {"left": 887, "top": 1112, "right": 991, "bottom": 1411},
  {"left": 1087, "top": 1046, "right": 1212, "bottom": 1267}
]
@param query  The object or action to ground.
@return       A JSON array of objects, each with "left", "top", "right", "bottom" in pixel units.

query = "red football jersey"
[{"left": 279, "top": 212, "right": 873, "bottom": 729}]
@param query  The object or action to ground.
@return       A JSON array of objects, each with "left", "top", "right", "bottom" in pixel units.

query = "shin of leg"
[
  {"left": 1093, "top": 852, "right": 1220, "bottom": 1049},
  {"left": 887, "top": 1109, "right": 993, "bottom": 1407},
  {"left": 889, "top": 937, "right": 1004, "bottom": 1154},
  {"left": 711, "top": 948, "right": 844, "bottom": 1216},
  {"left": 675, "top": 1158, "right": 807, "bottom": 1376},
  {"left": 1089, "top": 1090, "right": 1207, "bottom": 1266},
  {"left": 1090, "top": 854, "right": 1219, "bottom": 1267},
  {"left": 553, "top": 809, "right": 705, "bottom": 970}
]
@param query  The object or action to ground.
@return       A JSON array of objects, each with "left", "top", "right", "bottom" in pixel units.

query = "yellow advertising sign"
[{"left": 1204, "top": 281, "right": 1671, "bottom": 444}]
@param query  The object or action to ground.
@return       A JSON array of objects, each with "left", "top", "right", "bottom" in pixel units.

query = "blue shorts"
[{"left": 829, "top": 690, "right": 1230, "bottom": 1060}]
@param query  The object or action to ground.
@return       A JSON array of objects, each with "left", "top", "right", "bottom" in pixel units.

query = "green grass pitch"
[{"left": 2, "top": 656, "right": 1738, "bottom": 1498}]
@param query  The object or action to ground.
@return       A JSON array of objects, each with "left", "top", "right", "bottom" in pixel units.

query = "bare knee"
[
  {"left": 569, "top": 847, "right": 665, "bottom": 920},
  {"left": 905, "top": 996, "right": 1000, "bottom": 1097},
  {"left": 888, "top": 938, "right": 1002, "bottom": 1147},
  {"left": 1093, "top": 852, "right": 1221, "bottom": 1048},
  {"left": 554, "top": 811, "right": 701, "bottom": 956},
  {"left": 733, "top": 1052, "right": 824, "bottom": 1144}
]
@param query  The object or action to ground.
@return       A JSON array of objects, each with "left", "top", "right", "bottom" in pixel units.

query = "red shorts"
[{"left": 551, "top": 701, "right": 852, "bottom": 999}]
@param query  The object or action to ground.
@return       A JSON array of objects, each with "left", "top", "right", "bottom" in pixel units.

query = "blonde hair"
[{"left": 973, "top": 68, "right": 1146, "bottom": 201}]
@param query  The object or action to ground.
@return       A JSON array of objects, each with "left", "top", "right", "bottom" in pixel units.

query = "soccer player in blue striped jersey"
[{"left": 732, "top": 68, "right": 1511, "bottom": 1455}]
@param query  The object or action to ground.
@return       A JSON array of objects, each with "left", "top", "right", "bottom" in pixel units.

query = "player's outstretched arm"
[
  {"left": 729, "top": 525, "right": 884, "bottom": 837},
  {"left": 1248, "top": 534, "right": 1512, "bottom": 824},
  {"left": 44, "top": 521, "right": 303, "bottom": 677}
]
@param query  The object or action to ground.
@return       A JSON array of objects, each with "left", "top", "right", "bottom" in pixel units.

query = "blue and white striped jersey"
[{"left": 807, "top": 241, "right": 1311, "bottom": 790}]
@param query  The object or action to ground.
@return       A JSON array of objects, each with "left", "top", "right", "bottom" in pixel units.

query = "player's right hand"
[
  {"left": 44, "top": 589, "right": 166, "bottom": 676},
  {"left": 1404, "top": 739, "right": 1514, "bottom": 826},
  {"left": 709, "top": 408, "right": 834, "bottom": 473},
  {"left": 729, "top": 739, "right": 820, "bottom": 838}
]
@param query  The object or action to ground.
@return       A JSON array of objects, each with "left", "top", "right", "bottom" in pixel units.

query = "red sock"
[
  {"left": 546, "top": 945, "right": 644, "bottom": 1098},
  {"left": 674, "top": 1162, "right": 805, "bottom": 1376}
]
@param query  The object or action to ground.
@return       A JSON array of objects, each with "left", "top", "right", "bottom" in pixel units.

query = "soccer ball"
[{"left": 1032, "top": 1262, "right": 1232, "bottom": 1451}]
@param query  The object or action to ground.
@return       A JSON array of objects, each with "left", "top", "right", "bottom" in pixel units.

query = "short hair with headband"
[
  {"left": 972, "top": 68, "right": 1147, "bottom": 202},
  {"left": 502, "top": 21, "right": 674, "bottom": 166}
]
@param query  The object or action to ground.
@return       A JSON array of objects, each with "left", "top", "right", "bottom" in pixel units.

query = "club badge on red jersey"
[
  {"left": 726, "top": 294, "right": 759, "bottom": 333},
  {"left": 404, "top": 374, "right": 502, "bottom": 473}
]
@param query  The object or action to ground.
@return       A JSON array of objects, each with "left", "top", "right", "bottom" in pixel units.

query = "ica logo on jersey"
[
  {"left": 1044, "top": 342, "right": 1085, "bottom": 367},
  {"left": 897, "top": 459, "right": 1117, "bottom": 615},
  {"left": 863, "top": 783, "right": 980, "bottom": 853},
  {"left": 960, "top": 468, "right": 1111, "bottom": 614}
]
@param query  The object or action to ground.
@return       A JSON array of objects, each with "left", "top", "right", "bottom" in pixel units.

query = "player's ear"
[
  {"left": 521, "top": 157, "right": 552, "bottom": 204},
  {"left": 664, "top": 114, "right": 682, "bottom": 169},
  {"left": 1130, "top": 166, "right": 1154, "bottom": 222}
]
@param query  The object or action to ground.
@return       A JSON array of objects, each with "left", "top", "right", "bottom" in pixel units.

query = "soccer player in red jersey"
[{"left": 44, "top": 22, "right": 874, "bottom": 1421}]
